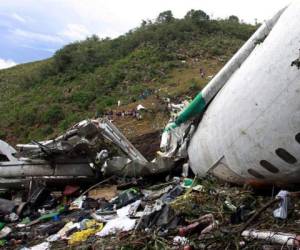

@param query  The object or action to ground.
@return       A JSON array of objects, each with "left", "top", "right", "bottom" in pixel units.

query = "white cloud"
[
  {"left": 13, "top": 28, "right": 64, "bottom": 44},
  {"left": 44, "top": 0, "right": 289, "bottom": 42},
  {"left": 0, "top": 0, "right": 292, "bottom": 64},
  {"left": 65, "top": 0, "right": 290, "bottom": 30},
  {"left": 11, "top": 13, "right": 26, "bottom": 23},
  {"left": 60, "top": 24, "right": 90, "bottom": 41},
  {"left": 21, "top": 44, "right": 56, "bottom": 53},
  {"left": 0, "top": 58, "right": 17, "bottom": 69}
]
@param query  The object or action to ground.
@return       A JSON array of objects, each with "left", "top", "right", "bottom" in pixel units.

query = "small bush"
[
  {"left": 18, "top": 109, "right": 37, "bottom": 126},
  {"left": 0, "top": 130, "right": 6, "bottom": 139},
  {"left": 42, "top": 105, "right": 65, "bottom": 124},
  {"left": 210, "top": 47, "right": 223, "bottom": 56},
  {"left": 40, "top": 125, "right": 54, "bottom": 136},
  {"left": 102, "top": 96, "right": 116, "bottom": 107},
  {"left": 71, "top": 91, "right": 96, "bottom": 110},
  {"left": 59, "top": 113, "right": 80, "bottom": 131},
  {"left": 95, "top": 103, "right": 106, "bottom": 117}
]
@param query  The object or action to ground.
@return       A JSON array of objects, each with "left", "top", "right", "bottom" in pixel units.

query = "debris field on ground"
[{"left": 0, "top": 173, "right": 300, "bottom": 249}]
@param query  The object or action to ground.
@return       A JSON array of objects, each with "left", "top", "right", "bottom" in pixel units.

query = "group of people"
[{"left": 104, "top": 109, "right": 142, "bottom": 120}]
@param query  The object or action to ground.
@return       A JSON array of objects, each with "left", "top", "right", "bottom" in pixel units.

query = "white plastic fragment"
[
  {"left": 96, "top": 216, "right": 136, "bottom": 237},
  {"left": 91, "top": 213, "right": 117, "bottom": 223},
  {"left": 273, "top": 190, "right": 290, "bottom": 219},
  {"left": 242, "top": 230, "right": 300, "bottom": 247},
  {"left": 0, "top": 226, "right": 11, "bottom": 239},
  {"left": 117, "top": 200, "right": 141, "bottom": 217},
  {"left": 6, "top": 212, "right": 18, "bottom": 222},
  {"left": 46, "top": 234, "right": 60, "bottom": 242},
  {"left": 136, "top": 104, "right": 146, "bottom": 111},
  {"left": 57, "top": 221, "right": 80, "bottom": 239},
  {"left": 182, "top": 163, "right": 189, "bottom": 177},
  {"left": 70, "top": 196, "right": 85, "bottom": 210},
  {"left": 173, "top": 236, "right": 189, "bottom": 245},
  {"left": 21, "top": 242, "right": 51, "bottom": 250},
  {"left": 160, "top": 129, "right": 171, "bottom": 152},
  {"left": 192, "top": 185, "right": 205, "bottom": 192}
]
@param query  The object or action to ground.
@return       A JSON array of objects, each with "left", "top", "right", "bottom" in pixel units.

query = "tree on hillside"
[
  {"left": 141, "top": 20, "right": 147, "bottom": 27},
  {"left": 86, "top": 34, "right": 99, "bottom": 42},
  {"left": 156, "top": 10, "right": 175, "bottom": 23},
  {"left": 140, "top": 19, "right": 152, "bottom": 28},
  {"left": 228, "top": 15, "right": 239, "bottom": 23},
  {"left": 185, "top": 9, "right": 210, "bottom": 22}
]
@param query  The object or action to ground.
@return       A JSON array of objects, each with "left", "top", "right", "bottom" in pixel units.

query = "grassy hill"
[{"left": 0, "top": 10, "right": 257, "bottom": 144}]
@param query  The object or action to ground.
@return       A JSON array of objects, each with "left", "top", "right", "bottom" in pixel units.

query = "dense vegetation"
[{"left": 0, "top": 10, "right": 256, "bottom": 143}]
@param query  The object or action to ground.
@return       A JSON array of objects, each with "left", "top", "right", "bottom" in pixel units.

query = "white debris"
[
  {"left": 173, "top": 236, "right": 189, "bottom": 245},
  {"left": 0, "top": 226, "right": 11, "bottom": 239},
  {"left": 96, "top": 216, "right": 136, "bottom": 237},
  {"left": 117, "top": 200, "right": 141, "bottom": 217},
  {"left": 136, "top": 104, "right": 146, "bottom": 111},
  {"left": 273, "top": 190, "right": 290, "bottom": 219},
  {"left": 21, "top": 242, "right": 50, "bottom": 250},
  {"left": 242, "top": 230, "right": 300, "bottom": 247}
]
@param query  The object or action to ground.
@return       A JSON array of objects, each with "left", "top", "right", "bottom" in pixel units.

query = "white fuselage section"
[{"left": 188, "top": 2, "right": 300, "bottom": 185}]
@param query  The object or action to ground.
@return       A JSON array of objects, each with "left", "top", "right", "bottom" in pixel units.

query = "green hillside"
[{"left": 0, "top": 10, "right": 256, "bottom": 144}]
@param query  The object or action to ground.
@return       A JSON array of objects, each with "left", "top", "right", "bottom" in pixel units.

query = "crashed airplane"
[
  {"left": 163, "top": 2, "right": 300, "bottom": 186},
  {"left": 1, "top": 3, "right": 300, "bottom": 187}
]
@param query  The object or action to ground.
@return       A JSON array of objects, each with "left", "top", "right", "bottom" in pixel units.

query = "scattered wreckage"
[
  {"left": 0, "top": 172, "right": 298, "bottom": 249},
  {"left": 0, "top": 118, "right": 176, "bottom": 189}
]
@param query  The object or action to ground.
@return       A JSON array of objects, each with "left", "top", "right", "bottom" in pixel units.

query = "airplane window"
[
  {"left": 275, "top": 148, "right": 297, "bottom": 164},
  {"left": 296, "top": 133, "right": 300, "bottom": 144},
  {"left": 0, "top": 154, "right": 9, "bottom": 162},
  {"left": 260, "top": 160, "right": 279, "bottom": 173},
  {"left": 248, "top": 168, "right": 265, "bottom": 179}
]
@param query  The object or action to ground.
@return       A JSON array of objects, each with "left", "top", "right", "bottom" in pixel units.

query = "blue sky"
[{"left": 0, "top": 0, "right": 290, "bottom": 69}]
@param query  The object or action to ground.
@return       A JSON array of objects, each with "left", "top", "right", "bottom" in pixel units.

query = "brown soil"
[{"left": 130, "top": 130, "right": 161, "bottom": 161}]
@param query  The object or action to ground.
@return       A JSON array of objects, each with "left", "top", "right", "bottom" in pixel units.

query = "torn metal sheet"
[
  {"left": 160, "top": 121, "right": 195, "bottom": 158},
  {"left": 102, "top": 156, "right": 175, "bottom": 177},
  {"left": 0, "top": 140, "right": 18, "bottom": 163},
  {"left": 95, "top": 118, "right": 147, "bottom": 163}
]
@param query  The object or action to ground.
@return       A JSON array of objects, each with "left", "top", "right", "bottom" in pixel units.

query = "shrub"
[
  {"left": 0, "top": 130, "right": 6, "bottom": 139},
  {"left": 40, "top": 125, "right": 54, "bottom": 136},
  {"left": 18, "top": 109, "right": 37, "bottom": 126},
  {"left": 71, "top": 91, "right": 96, "bottom": 110},
  {"left": 59, "top": 113, "right": 80, "bottom": 131},
  {"left": 102, "top": 96, "right": 116, "bottom": 107},
  {"left": 42, "top": 105, "right": 64, "bottom": 124}
]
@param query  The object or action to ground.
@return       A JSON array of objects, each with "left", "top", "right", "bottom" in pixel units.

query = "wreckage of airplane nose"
[{"left": 188, "top": 2, "right": 300, "bottom": 186}]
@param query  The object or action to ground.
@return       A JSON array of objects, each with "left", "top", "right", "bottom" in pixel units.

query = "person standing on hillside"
[{"left": 200, "top": 67, "right": 205, "bottom": 78}]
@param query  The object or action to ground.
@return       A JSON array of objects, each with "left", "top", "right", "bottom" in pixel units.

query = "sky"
[{"left": 0, "top": 0, "right": 291, "bottom": 69}]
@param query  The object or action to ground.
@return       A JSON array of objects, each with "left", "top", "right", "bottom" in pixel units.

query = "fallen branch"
[
  {"left": 80, "top": 176, "right": 115, "bottom": 197},
  {"left": 239, "top": 197, "right": 280, "bottom": 234}
]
